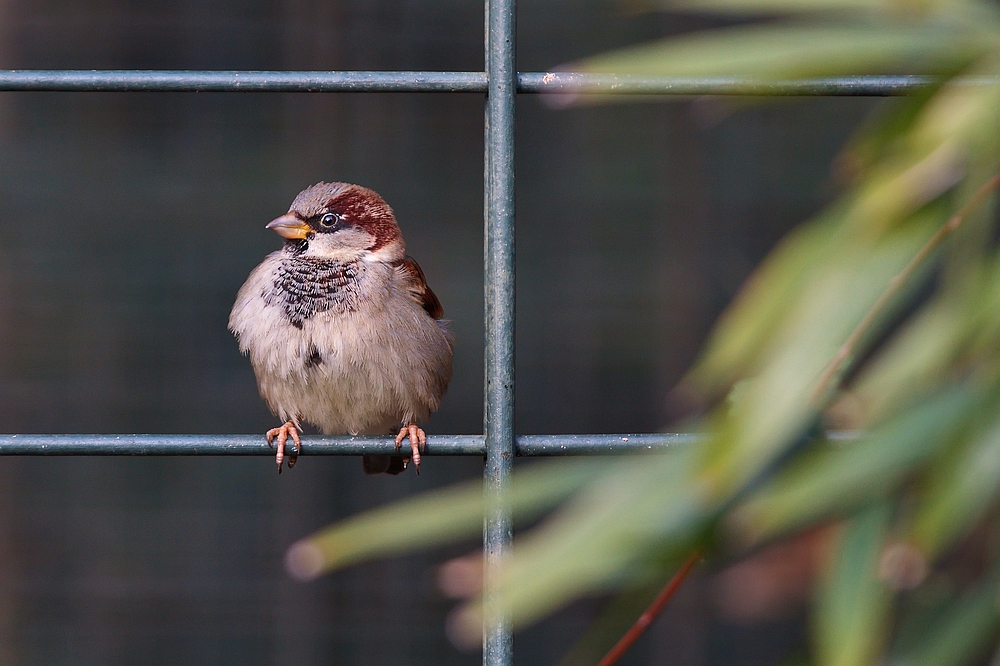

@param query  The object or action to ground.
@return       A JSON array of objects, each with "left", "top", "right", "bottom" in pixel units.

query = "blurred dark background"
[{"left": 0, "top": 1, "right": 876, "bottom": 664}]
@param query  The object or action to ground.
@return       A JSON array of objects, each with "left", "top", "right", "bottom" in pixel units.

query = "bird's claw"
[
  {"left": 394, "top": 424, "right": 427, "bottom": 474},
  {"left": 266, "top": 421, "right": 301, "bottom": 474}
]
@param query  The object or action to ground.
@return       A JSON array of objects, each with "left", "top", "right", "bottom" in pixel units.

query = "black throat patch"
[{"left": 264, "top": 257, "right": 362, "bottom": 328}]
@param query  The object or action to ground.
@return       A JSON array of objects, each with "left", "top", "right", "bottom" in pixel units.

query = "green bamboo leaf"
[
  {"left": 558, "top": 556, "right": 694, "bottom": 666},
  {"left": 846, "top": 296, "right": 970, "bottom": 426},
  {"left": 698, "top": 70, "right": 1000, "bottom": 405},
  {"left": 908, "top": 405, "right": 1000, "bottom": 558},
  {"left": 963, "top": 251, "right": 1000, "bottom": 360},
  {"left": 660, "top": 0, "right": 917, "bottom": 13},
  {"left": 645, "top": 0, "right": 973, "bottom": 16},
  {"left": 838, "top": 61, "right": 975, "bottom": 183},
  {"left": 450, "top": 448, "right": 705, "bottom": 639},
  {"left": 729, "top": 385, "right": 980, "bottom": 544},
  {"left": 840, "top": 69, "right": 1000, "bottom": 238},
  {"left": 699, "top": 211, "right": 941, "bottom": 493},
  {"left": 814, "top": 502, "right": 892, "bottom": 666},
  {"left": 848, "top": 173, "right": 1000, "bottom": 427},
  {"left": 690, "top": 208, "right": 845, "bottom": 394},
  {"left": 906, "top": 60, "right": 1000, "bottom": 159},
  {"left": 572, "top": 23, "right": 982, "bottom": 80},
  {"left": 891, "top": 574, "right": 1000, "bottom": 666},
  {"left": 891, "top": 578, "right": 955, "bottom": 658},
  {"left": 284, "top": 458, "right": 606, "bottom": 579},
  {"left": 940, "top": 165, "right": 1000, "bottom": 287},
  {"left": 841, "top": 143, "right": 967, "bottom": 237}
]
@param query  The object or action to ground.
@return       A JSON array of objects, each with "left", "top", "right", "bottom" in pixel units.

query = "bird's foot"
[
  {"left": 394, "top": 423, "right": 427, "bottom": 474},
  {"left": 266, "top": 421, "right": 301, "bottom": 474}
]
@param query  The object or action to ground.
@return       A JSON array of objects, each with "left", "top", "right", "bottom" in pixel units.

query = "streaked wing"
[{"left": 394, "top": 255, "right": 444, "bottom": 319}]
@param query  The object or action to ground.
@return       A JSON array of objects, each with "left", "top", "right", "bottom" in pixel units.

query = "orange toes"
[
  {"left": 266, "top": 421, "right": 299, "bottom": 474},
  {"left": 395, "top": 424, "right": 427, "bottom": 474}
]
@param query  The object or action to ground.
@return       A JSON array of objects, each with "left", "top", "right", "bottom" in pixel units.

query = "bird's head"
[{"left": 266, "top": 182, "right": 405, "bottom": 262}]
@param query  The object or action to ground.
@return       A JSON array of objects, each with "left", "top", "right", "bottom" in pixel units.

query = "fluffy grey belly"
[
  {"left": 229, "top": 253, "right": 453, "bottom": 435},
  {"left": 252, "top": 305, "right": 453, "bottom": 435}
]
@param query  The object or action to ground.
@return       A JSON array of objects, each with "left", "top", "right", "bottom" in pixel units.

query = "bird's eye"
[{"left": 319, "top": 213, "right": 339, "bottom": 228}]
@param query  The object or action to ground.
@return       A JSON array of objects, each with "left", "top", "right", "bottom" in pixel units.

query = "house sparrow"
[{"left": 229, "top": 182, "right": 454, "bottom": 474}]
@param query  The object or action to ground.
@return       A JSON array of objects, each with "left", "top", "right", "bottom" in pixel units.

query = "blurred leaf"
[
  {"left": 659, "top": 0, "right": 912, "bottom": 13},
  {"left": 814, "top": 502, "right": 892, "bottom": 666},
  {"left": 572, "top": 23, "right": 985, "bottom": 79},
  {"left": 699, "top": 209, "right": 941, "bottom": 492},
  {"left": 838, "top": 60, "right": 976, "bottom": 183},
  {"left": 846, "top": 177, "right": 1000, "bottom": 428},
  {"left": 646, "top": 0, "right": 973, "bottom": 16},
  {"left": 287, "top": 458, "right": 607, "bottom": 576},
  {"left": 730, "top": 385, "right": 980, "bottom": 544},
  {"left": 690, "top": 208, "right": 844, "bottom": 395},
  {"left": 558, "top": 559, "right": 692, "bottom": 666},
  {"left": 891, "top": 577, "right": 956, "bottom": 657},
  {"left": 890, "top": 573, "right": 1000, "bottom": 666},
  {"left": 841, "top": 68, "right": 1000, "bottom": 237},
  {"left": 909, "top": 406, "right": 1000, "bottom": 558},
  {"left": 845, "top": 295, "right": 970, "bottom": 426},
  {"left": 940, "top": 165, "right": 1000, "bottom": 285},
  {"left": 454, "top": 447, "right": 704, "bottom": 635},
  {"left": 905, "top": 59, "right": 1000, "bottom": 158},
  {"left": 963, "top": 252, "right": 1000, "bottom": 360},
  {"left": 697, "top": 68, "right": 1000, "bottom": 405},
  {"left": 841, "top": 143, "right": 966, "bottom": 237},
  {"left": 453, "top": 175, "right": 960, "bottom": 636}
]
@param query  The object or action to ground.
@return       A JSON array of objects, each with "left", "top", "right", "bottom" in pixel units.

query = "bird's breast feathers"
[
  {"left": 229, "top": 251, "right": 453, "bottom": 433},
  {"left": 263, "top": 255, "right": 363, "bottom": 328}
]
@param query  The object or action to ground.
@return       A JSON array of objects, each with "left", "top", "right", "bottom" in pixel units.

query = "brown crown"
[{"left": 290, "top": 182, "right": 402, "bottom": 252}]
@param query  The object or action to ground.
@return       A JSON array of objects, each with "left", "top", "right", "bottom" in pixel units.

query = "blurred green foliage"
[{"left": 289, "top": 1, "right": 1000, "bottom": 664}]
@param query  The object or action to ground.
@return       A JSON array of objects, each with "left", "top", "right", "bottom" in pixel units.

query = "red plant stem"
[{"left": 596, "top": 551, "right": 702, "bottom": 666}]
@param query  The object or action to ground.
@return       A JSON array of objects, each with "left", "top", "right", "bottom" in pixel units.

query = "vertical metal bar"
[{"left": 483, "top": 0, "right": 515, "bottom": 661}]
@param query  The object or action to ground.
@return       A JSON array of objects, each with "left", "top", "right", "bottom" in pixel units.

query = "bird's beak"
[{"left": 266, "top": 214, "right": 311, "bottom": 240}]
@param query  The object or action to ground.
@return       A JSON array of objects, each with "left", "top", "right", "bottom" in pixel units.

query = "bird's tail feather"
[{"left": 362, "top": 454, "right": 407, "bottom": 475}]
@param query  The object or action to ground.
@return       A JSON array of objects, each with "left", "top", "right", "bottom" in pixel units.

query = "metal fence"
[{"left": 0, "top": 0, "right": 945, "bottom": 664}]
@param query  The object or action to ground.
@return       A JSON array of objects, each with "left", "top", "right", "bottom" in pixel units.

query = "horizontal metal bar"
[
  {"left": 0, "top": 433, "right": 699, "bottom": 456},
  {"left": 0, "top": 70, "right": 985, "bottom": 96},
  {"left": 0, "top": 70, "right": 488, "bottom": 92}
]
